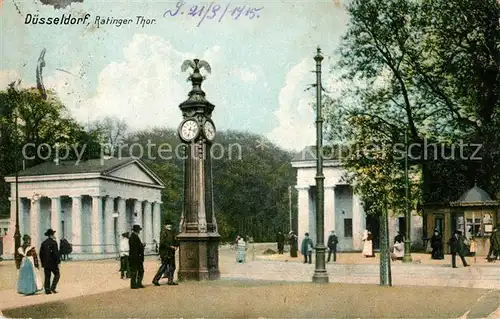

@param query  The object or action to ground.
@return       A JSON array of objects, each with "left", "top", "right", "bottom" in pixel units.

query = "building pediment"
[
  {"left": 103, "top": 160, "right": 164, "bottom": 187},
  {"left": 5, "top": 157, "right": 165, "bottom": 189}
]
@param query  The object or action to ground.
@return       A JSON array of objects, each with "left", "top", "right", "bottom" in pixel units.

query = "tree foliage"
[
  {"left": 328, "top": 0, "right": 500, "bottom": 217},
  {"left": 0, "top": 84, "right": 102, "bottom": 217},
  {"left": 118, "top": 127, "right": 297, "bottom": 242}
]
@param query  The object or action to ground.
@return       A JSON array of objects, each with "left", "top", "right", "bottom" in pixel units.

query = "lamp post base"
[
  {"left": 312, "top": 271, "right": 329, "bottom": 283},
  {"left": 312, "top": 245, "right": 329, "bottom": 283}
]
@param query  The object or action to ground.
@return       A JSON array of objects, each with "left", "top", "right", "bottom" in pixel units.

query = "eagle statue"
[{"left": 181, "top": 59, "right": 211, "bottom": 81}]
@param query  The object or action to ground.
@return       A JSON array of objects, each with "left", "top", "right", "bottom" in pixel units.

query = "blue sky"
[{"left": 1, "top": 0, "right": 350, "bottom": 150}]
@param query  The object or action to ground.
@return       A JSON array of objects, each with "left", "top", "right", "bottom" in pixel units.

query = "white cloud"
[
  {"left": 69, "top": 34, "right": 225, "bottom": 130},
  {"left": 232, "top": 65, "right": 264, "bottom": 84},
  {"left": 266, "top": 58, "right": 316, "bottom": 151}
]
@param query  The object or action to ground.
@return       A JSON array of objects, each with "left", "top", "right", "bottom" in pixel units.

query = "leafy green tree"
[
  {"left": 328, "top": 0, "right": 499, "bottom": 284},
  {"left": 329, "top": 0, "right": 499, "bottom": 218},
  {"left": 0, "top": 84, "right": 101, "bottom": 217},
  {"left": 124, "top": 128, "right": 297, "bottom": 242}
]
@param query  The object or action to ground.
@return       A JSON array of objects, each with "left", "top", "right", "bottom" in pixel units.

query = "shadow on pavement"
[{"left": 3, "top": 281, "right": 496, "bottom": 318}]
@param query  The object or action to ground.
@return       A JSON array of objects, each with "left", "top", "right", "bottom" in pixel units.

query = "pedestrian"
[
  {"left": 39, "top": 229, "right": 61, "bottom": 294},
  {"left": 129, "top": 225, "right": 145, "bottom": 289},
  {"left": 59, "top": 238, "right": 72, "bottom": 261},
  {"left": 391, "top": 239, "right": 404, "bottom": 261},
  {"left": 487, "top": 226, "right": 500, "bottom": 261},
  {"left": 153, "top": 239, "right": 158, "bottom": 254},
  {"left": 447, "top": 230, "right": 469, "bottom": 268},
  {"left": 119, "top": 232, "right": 130, "bottom": 279},
  {"left": 327, "top": 230, "right": 338, "bottom": 263},
  {"left": 394, "top": 232, "right": 404, "bottom": 244},
  {"left": 16, "top": 234, "right": 42, "bottom": 295},
  {"left": 288, "top": 231, "right": 298, "bottom": 258},
  {"left": 430, "top": 229, "right": 444, "bottom": 260},
  {"left": 158, "top": 224, "right": 171, "bottom": 278},
  {"left": 276, "top": 231, "right": 285, "bottom": 254},
  {"left": 301, "top": 232, "right": 314, "bottom": 264},
  {"left": 362, "top": 230, "right": 374, "bottom": 257},
  {"left": 235, "top": 236, "right": 247, "bottom": 263},
  {"left": 153, "top": 220, "right": 179, "bottom": 286}
]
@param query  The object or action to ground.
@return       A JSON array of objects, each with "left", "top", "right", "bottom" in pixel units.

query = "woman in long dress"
[
  {"left": 362, "top": 230, "right": 374, "bottom": 257},
  {"left": 235, "top": 236, "right": 246, "bottom": 263},
  {"left": 16, "top": 235, "right": 42, "bottom": 295}
]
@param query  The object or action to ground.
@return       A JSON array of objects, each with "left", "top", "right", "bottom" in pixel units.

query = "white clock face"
[
  {"left": 204, "top": 121, "right": 216, "bottom": 140},
  {"left": 180, "top": 120, "right": 199, "bottom": 141}
]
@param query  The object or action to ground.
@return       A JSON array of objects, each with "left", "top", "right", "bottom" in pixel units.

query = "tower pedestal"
[{"left": 178, "top": 232, "right": 220, "bottom": 281}]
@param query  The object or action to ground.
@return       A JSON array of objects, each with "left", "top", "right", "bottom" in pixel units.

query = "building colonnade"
[
  {"left": 7, "top": 195, "right": 162, "bottom": 255},
  {"left": 296, "top": 184, "right": 366, "bottom": 251}
]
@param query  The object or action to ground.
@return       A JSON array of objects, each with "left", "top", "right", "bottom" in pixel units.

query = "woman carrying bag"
[{"left": 15, "top": 235, "right": 43, "bottom": 295}]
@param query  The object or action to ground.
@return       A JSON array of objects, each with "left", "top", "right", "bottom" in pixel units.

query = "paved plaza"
[{"left": 0, "top": 244, "right": 499, "bottom": 318}]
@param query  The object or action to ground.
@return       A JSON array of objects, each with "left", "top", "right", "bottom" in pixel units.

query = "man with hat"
[
  {"left": 128, "top": 224, "right": 145, "bottom": 289},
  {"left": 152, "top": 219, "right": 179, "bottom": 286},
  {"left": 39, "top": 228, "right": 61, "bottom": 294}
]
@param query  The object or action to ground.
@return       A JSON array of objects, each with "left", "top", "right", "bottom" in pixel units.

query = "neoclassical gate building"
[
  {"left": 292, "top": 146, "right": 423, "bottom": 252},
  {"left": 2, "top": 157, "right": 164, "bottom": 259}
]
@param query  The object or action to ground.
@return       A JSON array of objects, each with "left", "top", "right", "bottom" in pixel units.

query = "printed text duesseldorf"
[
  {"left": 25, "top": 14, "right": 91, "bottom": 25},
  {"left": 24, "top": 14, "right": 157, "bottom": 28}
]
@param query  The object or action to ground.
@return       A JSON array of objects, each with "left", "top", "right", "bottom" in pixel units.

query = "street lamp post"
[
  {"left": 403, "top": 131, "right": 412, "bottom": 263},
  {"left": 288, "top": 185, "right": 292, "bottom": 233},
  {"left": 13, "top": 112, "right": 21, "bottom": 259},
  {"left": 312, "top": 46, "right": 328, "bottom": 283}
]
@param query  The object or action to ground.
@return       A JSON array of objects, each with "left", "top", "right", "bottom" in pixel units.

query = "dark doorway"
[
  {"left": 366, "top": 214, "right": 380, "bottom": 249},
  {"left": 434, "top": 216, "right": 443, "bottom": 234},
  {"left": 398, "top": 217, "right": 406, "bottom": 237}
]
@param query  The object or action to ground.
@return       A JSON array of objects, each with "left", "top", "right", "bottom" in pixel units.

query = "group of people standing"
[
  {"left": 16, "top": 228, "right": 62, "bottom": 296},
  {"left": 118, "top": 221, "right": 180, "bottom": 288}
]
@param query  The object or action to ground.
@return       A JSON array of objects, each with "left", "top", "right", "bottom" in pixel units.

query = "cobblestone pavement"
[{"left": 0, "top": 244, "right": 498, "bottom": 315}]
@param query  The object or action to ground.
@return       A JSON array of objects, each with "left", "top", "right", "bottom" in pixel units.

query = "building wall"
[
  {"left": 388, "top": 213, "right": 424, "bottom": 249},
  {"left": 293, "top": 160, "right": 423, "bottom": 252},
  {"left": 335, "top": 185, "right": 354, "bottom": 251}
]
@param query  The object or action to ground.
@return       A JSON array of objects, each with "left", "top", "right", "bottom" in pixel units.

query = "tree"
[
  {"left": 0, "top": 83, "right": 101, "bottom": 216},
  {"left": 89, "top": 116, "right": 129, "bottom": 157},
  {"left": 328, "top": 0, "right": 499, "bottom": 284},
  {"left": 329, "top": 0, "right": 500, "bottom": 225}
]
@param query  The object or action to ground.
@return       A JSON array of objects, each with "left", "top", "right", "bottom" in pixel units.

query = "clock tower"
[{"left": 176, "top": 58, "right": 220, "bottom": 281}]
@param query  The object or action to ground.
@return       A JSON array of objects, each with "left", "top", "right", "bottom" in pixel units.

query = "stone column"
[
  {"left": 3, "top": 197, "right": 19, "bottom": 257},
  {"left": 352, "top": 194, "right": 366, "bottom": 250},
  {"left": 91, "top": 196, "right": 103, "bottom": 254},
  {"left": 50, "top": 197, "right": 63, "bottom": 241},
  {"left": 30, "top": 197, "right": 41, "bottom": 250},
  {"left": 117, "top": 198, "right": 127, "bottom": 235},
  {"left": 71, "top": 196, "right": 82, "bottom": 253},
  {"left": 324, "top": 186, "right": 335, "bottom": 244},
  {"left": 152, "top": 202, "right": 161, "bottom": 243},
  {"left": 133, "top": 199, "right": 143, "bottom": 241},
  {"left": 144, "top": 201, "right": 153, "bottom": 249},
  {"left": 296, "top": 186, "right": 310, "bottom": 246},
  {"left": 104, "top": 196, "right": 115, "bottom": 253}
]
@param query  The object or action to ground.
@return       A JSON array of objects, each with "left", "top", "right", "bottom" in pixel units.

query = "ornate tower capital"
[{"left": 179, "top": 59, "right": 215, "bottom": 116}]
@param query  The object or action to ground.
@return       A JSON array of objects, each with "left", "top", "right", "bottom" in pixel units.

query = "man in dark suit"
[
  {"left": 276, "top": 232, "right": 285, "bottom": 254},
  {"left": 129, "top": 224, "right": 145, "bottom": 289},
  {"left": 448, "top": 230, "right": 469, "bottom": 268},
  {"left": 327, "top": 230, "right": 339, "bottom": 262},
  {"left": 39, "top": 228, "right": 61, "bottom": 294},
  {"left": 153, "top": 220, "right": 179, "bottom": 286}
]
